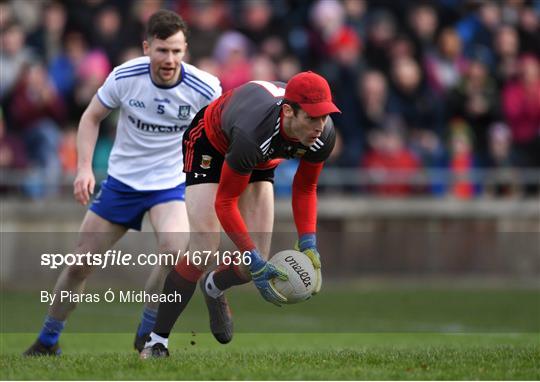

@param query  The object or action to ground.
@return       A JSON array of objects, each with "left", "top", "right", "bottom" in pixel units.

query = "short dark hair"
[
  {"left": 146, "top": 10, "right": 188, "bottom": 41},
  {"left": 282, "top": 100, "right": 301, "bottom": 116}
]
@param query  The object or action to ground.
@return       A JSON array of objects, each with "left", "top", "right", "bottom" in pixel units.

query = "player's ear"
[
  {"left": 282, "top": 103, "right": 294, "bottom": 118},
  {"left": 142, "top": 40, "right": 150, "bottom": 55}
]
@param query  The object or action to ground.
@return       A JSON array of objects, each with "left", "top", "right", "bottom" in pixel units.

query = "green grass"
[
  {"left": 1, "top": 284, "right": 539, "bottom": 379},
  {"left": 1, "top": 333, "right": 539, "bottom": 380}
]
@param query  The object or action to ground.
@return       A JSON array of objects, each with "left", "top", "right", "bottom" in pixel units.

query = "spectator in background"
[
  {"left": 308, "top": 0, "right": 342, "bottom": 47},
  {"left": 91, "top": 5, "right": 126, "bottom": 66},
  {"left": 250, "top": 54, "right": 277, "bottom": 81},
  {"left": 48, "top": 30, "right": 88, "bottom": 103},
  {"left": 343, "top": 0, "right": 368, "bottom": 40},
  {"left": 312, "top": 0, "right": 363, "bottom": 77},
  {"left": 500, "top": 0, "right": 523, "bottom": 26},
  {"left": 73, "top": 49, "right": 111, "bottom": 117},
  {"left": 388, "top": 35, "right": 417, "bottom": 62},
  {"left": 357, "top": 71, "right": 391, "bottom": 133},
  {"left": 49, "top": 30, "right": 111, "bottom": 121},
  {"left": 318, "top": 24, "right": 364, "bottom": 168},
  {"left": 493, "top": 25, "right": 521, "bottom": 86},
  {"left": 8, "top": 61, "right": 66, "bottom": 198},
  {"left": 276, "top": 55, "right": 301, "bottom": 82},
  {"left": 26, "top": 1, "right": 67, "bottom": 64},
  {"left": 387, "top": 56, "right": 445, "bottom": 167},
  {"left": 363, "top": 9, "right": 397, "bottom": 74},
  {"left": 517, "top": 5, "right": 540, "bottom": 55},
  {"left": 337, "top": 70, "right": 390, "bottom": 167},
  {"left": 213, "top": 31, "right": 252, "bottom": 92},
  {"left": 407, "top": 2, "right": 440, "bottom": 57},
  {"left": 8, "top": 0, "right": 41, "bottom": 34},
  {"left": 484, "top": 122, "right": 522, "bottom": 198},
  {"left": 0, "top": 20, "right": 33, "bottom": 102},
  {"left": 361, "top": 117, "right": 421, "bottom": 197},
  {"left": 237, "top": 0, "right": 283, "bottom": 49},
  {"left": 131, "top": 0, "right": 164, "bottom": 27},
  {"left": 243, "top": 0, "right": 299, "bottom": 86},
  {"left": 502, "top": 54, "right": 540, "bottom": 173},
  {"left": 58, "top": 127, "right": 77, "bottom": 177},
  {"left": 424, "top": 27, "right": 469, "bottom": 96},
  {"left": 184, "top": 1, "right": 225, "bottom": 63},
  {"left": 447, "top": 55, "right": 500, "bottom": 165},
  {"left": 0, "top": 106, "right": 27, "bottom": 180},
  {"left": 9, "top": 61, "right": 66, "bottom": 132},
  {"left": 63, "top": 0, "right": 107, "bottom": 41},
  {"left": 457, "top": 1, "right": 501, "bottom": 60},
  {"left": 279, "top": 2, "right": 312, "bottom": 66},
  {"left": 436, "top": 0, "right": 463, "bottom": 28},
  {"left": 0, "top": 2, "right": 13, "bottom": 29},
  {"left": 259, "top": 34, "right": 288, "bottom": 66},
  {"left": 444, "top": 119, "right": 479, "bottom": 200}
]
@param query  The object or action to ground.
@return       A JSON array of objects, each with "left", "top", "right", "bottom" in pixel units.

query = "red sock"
[{"left": 175, "top": 256, "right": 203, "bottom": 283}]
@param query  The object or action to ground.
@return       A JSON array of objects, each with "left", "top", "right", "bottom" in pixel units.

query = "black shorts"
[{"left": 183, "top": 107, "right": 276, "bottom": 186}]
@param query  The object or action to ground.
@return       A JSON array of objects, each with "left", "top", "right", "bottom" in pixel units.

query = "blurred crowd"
[{"left": 1, "top": 0, "right": 539, "bottom": 199}]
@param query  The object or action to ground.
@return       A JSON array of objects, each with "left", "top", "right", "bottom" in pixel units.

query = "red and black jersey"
[
  {"left": 202, "top": 80, "right": 336, "bottom": 252},
  {"left": 204, "top": 81, "right": 336, "bottom": 172}
]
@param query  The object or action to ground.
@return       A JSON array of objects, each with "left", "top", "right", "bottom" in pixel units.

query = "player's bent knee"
[
  {"left": 187, "top": 212, "right": 221, "bottom": 235},
  {"left": 156, "top": 232, "right": 189, "bottom": 254},
  {"left": 189, "top": 231, "right": 220, "bottom": 251},
  {"left": 157, "top": 244, "right": 185, "bottom": 266}
]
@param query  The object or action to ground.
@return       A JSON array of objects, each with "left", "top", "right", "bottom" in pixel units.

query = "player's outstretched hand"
[
  {"left": 73, "top": 168, "right": 95, "bottom": 206},
  {"left": 295, "top": 234, "right": 322, "bottom": 294},
  {"left": 247, "top": 249, "right": 288, "bottom": 306}
]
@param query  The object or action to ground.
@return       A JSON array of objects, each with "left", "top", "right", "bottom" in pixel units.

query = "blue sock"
[
  {"left": 38, "top": 315, "right": 65, "bottom": 347},
  {"left": 137, "top": 307, "right": 158, "bottom": 337}
]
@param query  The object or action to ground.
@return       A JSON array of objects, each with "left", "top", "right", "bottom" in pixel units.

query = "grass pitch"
[
  {"left": 1, "top": 283, "right": 539, "bottom": 380},
  {"left": 1, "top": 333, "right": 538, "bottom": 380}
]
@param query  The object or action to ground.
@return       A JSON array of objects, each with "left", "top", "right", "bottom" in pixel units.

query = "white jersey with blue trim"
[{"left": 97, "top": 56, "right": 222, "bottom": 190}]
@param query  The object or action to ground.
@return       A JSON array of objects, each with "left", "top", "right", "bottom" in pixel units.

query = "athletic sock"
[
  {"left": 146, "top": 332, "right": 169, "bottom": 348},
  {"left": 137, "top": 307, "right": 158, "bottom": 337},
  {"left": 38, "top": 315, "right": 66, "bottom": 347},
  {"left": 213, "top": 264, "right": 250, "bottom": 291},
  {"left": 152, "top": 259, "right": 202, "bottom": 338}
]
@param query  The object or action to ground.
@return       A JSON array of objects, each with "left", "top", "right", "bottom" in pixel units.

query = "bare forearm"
[
  {"left": 76, "top": 96, "right": 109, "bottom": 171},
  {"left": 76, "top": 114, "right": 100, "bottom": 171}
]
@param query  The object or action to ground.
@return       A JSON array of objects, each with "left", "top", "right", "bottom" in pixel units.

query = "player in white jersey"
[{"left": 24, "top": 10, "right": 221, "bottom": 356}]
